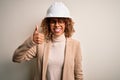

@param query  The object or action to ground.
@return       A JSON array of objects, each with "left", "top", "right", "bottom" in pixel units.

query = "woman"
[{"left": 12, "top": 2, "right": 83, "bottom": 80}]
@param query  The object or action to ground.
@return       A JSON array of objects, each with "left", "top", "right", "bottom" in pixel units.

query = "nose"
[{"left": 55, "top": 22, "right": 59, "bottom": 27}]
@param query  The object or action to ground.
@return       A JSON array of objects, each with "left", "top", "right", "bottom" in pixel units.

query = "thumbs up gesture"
[{"left": 33, "top": 25, "right": 44, "bottom": 44}]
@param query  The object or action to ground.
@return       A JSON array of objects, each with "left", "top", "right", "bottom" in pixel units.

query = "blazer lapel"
[
  {"left": 62, "top": 38, "right": 72, "bottom": 80},
  {"left": 42, "top": 41, "right": 51, "bottom": 80}
]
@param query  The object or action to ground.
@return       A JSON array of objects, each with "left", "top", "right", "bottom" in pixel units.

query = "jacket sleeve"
[
  {"left": 74, "top": 41, "right": 83, "bottom": 80},
  {"left": 12, "top": 36, "right": 37, "bottom": 63}
]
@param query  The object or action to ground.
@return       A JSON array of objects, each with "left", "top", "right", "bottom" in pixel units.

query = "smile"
[{"left": 54, "top": 28, "right": 62, "bottom": 33}]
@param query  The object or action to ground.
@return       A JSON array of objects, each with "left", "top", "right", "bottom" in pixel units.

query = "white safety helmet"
[{"left": 46, "top": 2, "right": 71, "bottom": 18}]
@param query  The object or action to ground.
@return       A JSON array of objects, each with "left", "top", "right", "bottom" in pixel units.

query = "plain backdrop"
[{"left": 0, "top": 0, "right": 120, "bottom": 80}]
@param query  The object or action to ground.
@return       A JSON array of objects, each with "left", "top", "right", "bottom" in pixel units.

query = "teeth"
[{"left": 55, "top": 28, "right": 61, "bottom": 32}]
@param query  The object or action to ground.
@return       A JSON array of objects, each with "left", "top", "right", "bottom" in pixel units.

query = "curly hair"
[{"left": 40, "top": 17, "right": 75, "bottom": 41}]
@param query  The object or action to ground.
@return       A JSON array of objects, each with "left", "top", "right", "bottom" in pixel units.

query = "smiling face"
[{"left": 49, "top": 18, "right": 65, "bottom": 38}]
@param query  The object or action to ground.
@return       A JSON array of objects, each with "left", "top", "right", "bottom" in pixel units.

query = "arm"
[
  {"left": 13, "top": 25, "right": 44, "bottom": 63},
  {"left": 74, "top": 42, "right": 83, "bottom": 80},
  {"left": 12, "top": 36, "right": 37, "bottom": 63}
]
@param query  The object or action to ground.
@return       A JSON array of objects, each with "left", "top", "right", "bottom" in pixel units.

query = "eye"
[
  {"left": 58, "top": 19, "right": 64, "bottom": 24},
  {"left": 50, "top": 20, "right": 55, "bottom": 24}
]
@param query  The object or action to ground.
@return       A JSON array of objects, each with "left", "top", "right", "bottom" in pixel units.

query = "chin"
[{"left": 54, "top": 33, "right": 62, "bottom": 36}]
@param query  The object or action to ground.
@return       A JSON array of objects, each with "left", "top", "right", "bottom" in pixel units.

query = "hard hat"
[{"left": 46, "top": 2, "right": 71, "bottom": 18}]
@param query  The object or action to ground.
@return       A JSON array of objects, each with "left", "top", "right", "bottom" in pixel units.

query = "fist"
[{"left": 33, "top": 25, "right": 44, "bottom": 44}]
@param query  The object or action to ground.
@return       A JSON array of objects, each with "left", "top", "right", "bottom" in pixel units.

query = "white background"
[{"left": 0, "top": 0, "right": 120, "bottom": 80}]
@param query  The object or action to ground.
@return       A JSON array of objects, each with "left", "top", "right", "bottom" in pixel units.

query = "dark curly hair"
[{"left": 40, "top": 17, "right": 75, "bottom": 41}]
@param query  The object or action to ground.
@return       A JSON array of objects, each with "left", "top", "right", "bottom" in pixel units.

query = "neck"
[{"left": 52, "top": 34, "right": 65, "bottom": 42}]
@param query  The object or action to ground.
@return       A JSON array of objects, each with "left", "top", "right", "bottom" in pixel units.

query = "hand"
[{"left": 33, "top": 25, "right": 44, "bottom": 44}]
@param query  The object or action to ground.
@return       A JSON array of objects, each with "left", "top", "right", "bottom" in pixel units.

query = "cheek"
[
  {"left": 50, "top": 26, "right": 54, "bottom": 32},
  {"left": 62, "top": 25, "right": 65, "bottom": 31}
]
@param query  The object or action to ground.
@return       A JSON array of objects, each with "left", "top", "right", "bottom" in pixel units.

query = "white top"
[{"left": 47, "top": 34, "right": 66, "bottom": 80}]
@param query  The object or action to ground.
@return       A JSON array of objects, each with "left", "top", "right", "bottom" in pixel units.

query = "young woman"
[{"left": 12, "top": 2, "right": 83, "bottom": 80}]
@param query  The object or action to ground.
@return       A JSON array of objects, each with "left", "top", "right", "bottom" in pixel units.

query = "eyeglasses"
[{"left": 49, "top": 18, "right": 65, "bottom": 24}]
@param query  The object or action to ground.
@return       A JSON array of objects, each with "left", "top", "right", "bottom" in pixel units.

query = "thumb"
[{"left": 34, "top": 24, "right": 39, "bottom": 33}]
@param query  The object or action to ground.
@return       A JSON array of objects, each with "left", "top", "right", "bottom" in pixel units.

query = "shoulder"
[{"left": 67, "top": 37, "right": 80, "bottom": 45}]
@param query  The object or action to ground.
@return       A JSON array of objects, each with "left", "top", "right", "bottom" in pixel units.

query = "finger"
[
  {"left": 35, "top": 39, "right": 42, "bottom": 44},
  {"left": 35, "top": 38, "right": 44, "bottom": 44},
  {"left": 34, "top": 24, "right": 39, "bottom": 33},
  {"left": 35, "top": 24, "right": 39, "bottom": 32},
  {"left": 35, "top": 36, "right": 44, "bottom": 41},
  {"left": 34, "top": 33, "right": 44, "bottom": 39}
]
